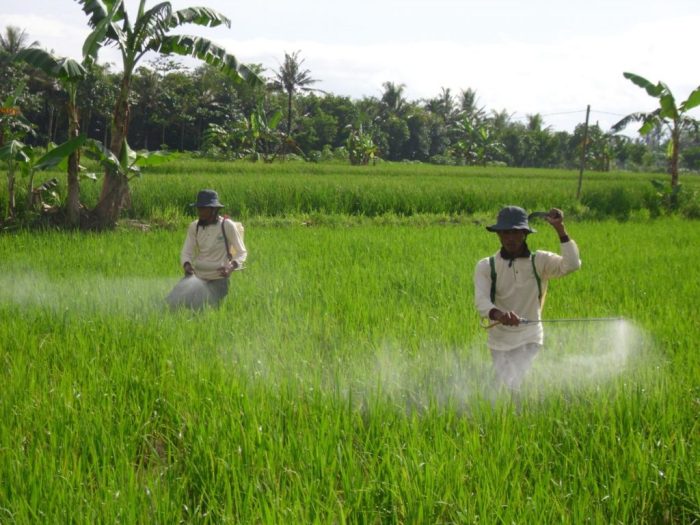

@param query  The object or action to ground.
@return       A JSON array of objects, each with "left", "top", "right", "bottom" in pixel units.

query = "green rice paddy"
[{"left": 0, "top": 161, "right": 698, "bottom": 523}]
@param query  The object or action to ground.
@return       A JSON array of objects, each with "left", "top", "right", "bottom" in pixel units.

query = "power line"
[
  {"left": 539, "top": 110, "right": 587, "bottom": 117},
  {"left": 590, "top": 110, "right": 627, "bottom": 117},
  {"left": 510, "top": 108, "right": 628, "bottom": 120}
]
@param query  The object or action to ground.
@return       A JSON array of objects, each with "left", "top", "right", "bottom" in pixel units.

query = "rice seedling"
[{"left": 0, "top": 216, "right": 698, "bottom": 523}]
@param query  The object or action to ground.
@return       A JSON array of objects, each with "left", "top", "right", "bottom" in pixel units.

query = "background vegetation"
[
  {"left": 3, "top": 25, "right": 699, "bottom": 174},
  {"left": 2, "top": 157, "right": 699, "bottom": 225}
]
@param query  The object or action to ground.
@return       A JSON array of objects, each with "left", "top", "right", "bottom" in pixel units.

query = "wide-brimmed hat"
[
  {"left": 191, "top": 189, "right": 224, "bottom": 208},
  {"left": 486, "top": 205, "right": 536, "bottom": 233}
]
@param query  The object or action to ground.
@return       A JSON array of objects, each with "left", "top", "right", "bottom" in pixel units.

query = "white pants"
[{"left": 490, "top": 343, "right": 541, "bottom": 392}]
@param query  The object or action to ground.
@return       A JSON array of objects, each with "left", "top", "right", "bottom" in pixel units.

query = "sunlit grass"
[
  {"left": 1, "top": 218, "right": 698, "bottom": 522},
  {"left": 15, "top": 157, "right": 697, "bottom": 222}
]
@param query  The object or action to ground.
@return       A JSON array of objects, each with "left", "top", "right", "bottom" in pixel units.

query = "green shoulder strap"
[{"left": 489, "top": 254, "right": 542, "bottom": 305}]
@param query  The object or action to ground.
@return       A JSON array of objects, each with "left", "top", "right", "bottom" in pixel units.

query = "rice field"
[
  {"left": 0, "top": 161, "right": 698, "bottom": 523},
  {"left": 8, "top": 158, "right": 698, "bottom": 221}
]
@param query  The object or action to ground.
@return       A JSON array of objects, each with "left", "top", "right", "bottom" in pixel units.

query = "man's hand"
[
  {"left": 183, "top": 262, "right": 194, "bottom": 276},
  {"left": 218, "top": 260, "right": 238, "bottom": 277},
  {"left": 546, "top": 208, "right": 567, "bottom": 237},
  {"left": 492, "top": 309, "right": 521, "bottom": 326}
]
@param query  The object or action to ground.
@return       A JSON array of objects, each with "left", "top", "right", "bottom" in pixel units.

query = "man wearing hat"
[
  {"left": 474, "top": 206, "right": 581, "bottom": 393},
  {"left": 168, "top": 189, "right": 247, "bottom": 309}
]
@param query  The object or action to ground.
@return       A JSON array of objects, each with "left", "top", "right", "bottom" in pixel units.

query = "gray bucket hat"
[
  {"left": 191, "top": 189, "right": 224, "bottom": 208},
  {"left": 486, "top": 205, "right": 536, "bottom": 233}
]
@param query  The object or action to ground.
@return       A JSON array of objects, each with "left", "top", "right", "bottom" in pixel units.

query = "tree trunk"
[
  {"left": 142, "top": 110, "right": 149, "bottom": 150},
  {"left": 93, "top": 75, "right": 132, "bottom": 229},
  {"left": 6, "top": 163, "right": 16, "bottom": 219},
  {"left": 46, "top": 105, "right": 54, "bottom": 147},
  {"left": 670, "top": 123, "right": 680, "bottom": 188},
  {"left": 66, "top": 99, "right": 81, "bottom": 228},
  {"left": 103, "top": 117, "right": 109, "bottom": 148}
]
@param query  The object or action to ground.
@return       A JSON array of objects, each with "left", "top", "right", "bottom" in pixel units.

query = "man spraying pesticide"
[
  {"left": 474, "top": 206, "right": 581, "bottom": 393},
  {"left": 167, "top": 189, "right": 247, "bottom": 310}
]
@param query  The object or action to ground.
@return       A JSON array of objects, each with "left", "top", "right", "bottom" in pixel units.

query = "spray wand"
[{"left": 481, "top": 317, "right": 624, "bottom": 330}]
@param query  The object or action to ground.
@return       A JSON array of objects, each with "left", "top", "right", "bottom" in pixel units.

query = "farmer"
[
  {"left": 166, "top": 189, "right": 247, "bottom": 310},
  {"left": 474, "top": 206, "right": 581, "bottom": 392}
]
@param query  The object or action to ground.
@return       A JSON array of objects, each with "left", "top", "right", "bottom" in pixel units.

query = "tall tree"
[
  {"left": 77, "top": 0, "right": 261, "bottom": 228},
  {"left": 612, "top": 72, "right": 700, "bottom": 187},
  {"left": 15, "top": 48, "right": 87, "bottom": 226},
  {"left": 0, "top": 26, "right": 38, "bottom": 56},
  {"left": 270, "top": 50, "right": 321, "bottom": 137},
  {"left": 0, "top": 26, "right": 39, "bottom": 108},
  {"left": 380, "top": 81, "right": 407, "bottom": 116},
  {"left": 458, "top": 88, "right": 486, "bottom": 122}
]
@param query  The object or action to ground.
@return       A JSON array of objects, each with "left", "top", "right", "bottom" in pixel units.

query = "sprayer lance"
[
  {"left": 481, "top": 317, "right": 624, "bottom": 329},
  {"left": 523, "top": 317, "right": 623, "bottom": 324}
]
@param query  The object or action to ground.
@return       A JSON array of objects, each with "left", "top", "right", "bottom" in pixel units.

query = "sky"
[{"left": 2, "top": 0, "right": 699, "bottom": 134}]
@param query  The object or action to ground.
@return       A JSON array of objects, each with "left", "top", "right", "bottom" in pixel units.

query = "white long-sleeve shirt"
[
  {"left": 180, "top": 217, "right": 247, "bottom": 281},
  {"left": 474, "top": 240, "right": 581, "bottom": 351}
]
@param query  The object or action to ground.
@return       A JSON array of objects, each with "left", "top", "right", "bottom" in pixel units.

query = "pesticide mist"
[
  {"left": 529, "top": 318, "right": 648, "bottom": 390},
  {"left": 0, "top": 272, "right": 175, "bottom": 314},
  {"left": 217, "top": 319, "right": 650, "bottom": 413},
  {"left": 355, "top": 319, "right": 649, "bottom": 407},
  {"left": 0, "top": 271, "right": 650, "bottom": 409}
]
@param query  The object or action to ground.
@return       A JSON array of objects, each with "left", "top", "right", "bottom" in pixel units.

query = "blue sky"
[{"left": 3, "top": 0, "right": 699, "bottom": 133}]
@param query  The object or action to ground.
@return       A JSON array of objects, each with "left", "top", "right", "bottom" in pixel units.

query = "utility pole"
[{"left": 576, "top": 105, "right": 591, "bottom": 200}]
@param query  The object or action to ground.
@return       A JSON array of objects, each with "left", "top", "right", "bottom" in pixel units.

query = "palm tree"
[
  {"left": 458, "top": 88, "right": 486, "bottom": 122},
  {"left": 489, "top": 109, "right": 513, "bottom": 134},
  {"left": 612, "top": 72, "right": 700, "bottom": 188},
  {"left": 526, "top": 113, "right": 546, "bottom": 132},
  {"left": 424, "top": 87, "right": 455, "bottom": 123},
  {"left": 380, "top": 81, "right": 406, "bottom": 116},
  {"left": 0, "top": 26, "right": 38, "bottom": 55},
  {"left": 270, "top": 50, "right": 321, "bottom": 137},
  {"left": 77, "top": 0, "right": 261, "bottom": 228},
  {"left": 0, "top": 26, "right": 39, "bottom": 103}
]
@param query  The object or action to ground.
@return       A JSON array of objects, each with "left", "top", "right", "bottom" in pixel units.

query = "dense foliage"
[{"left": 3, "top": 29, "right": 699, "bottom": 173}]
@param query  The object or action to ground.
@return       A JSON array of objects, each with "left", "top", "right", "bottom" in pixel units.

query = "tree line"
[
  {"left": 6, "top": 39, "right": 687, "bottom": 171},
  {"left": 6, "top": 26, "right": 699, "bottom": 173},
  {"left": 1, "top": 1, "right": 699, "bottom": 229}
]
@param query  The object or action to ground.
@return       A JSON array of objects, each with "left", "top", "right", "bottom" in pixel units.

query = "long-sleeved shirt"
[
  {"left": 474, "top": 240, "right": 581, "bottom": 351},
  {"left": 180, "top": 217, "right": 248, "bottom": 281}
]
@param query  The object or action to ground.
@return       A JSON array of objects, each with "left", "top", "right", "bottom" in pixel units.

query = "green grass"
[
  {"left": 4, "top": 157, "right": 699, "bottom": 222},
  {"left": 1, "top": 217, "right": 698, "bottom": 523}
]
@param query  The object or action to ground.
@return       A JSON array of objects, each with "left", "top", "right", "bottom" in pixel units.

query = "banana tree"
[
  {"left": 0, "top": 135, "right": 86, "bottom": 218},
  {"left": 450, "top": 115, "right": 503, "bottom": 166},
  {"left": 15, "top": 48, "right": 86, "bottom": 226},
  {"left": 82, "top": 137, "right": 172, "bottom": 183},
  {"left": 346, "top": 125, "right": 378, "bottom": 165},
  {"left": 77, "top": 0, "right": 262, "bottom": 228},
  {"left": 612, "top": 72, "right": 700, "bottom": 187}
]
